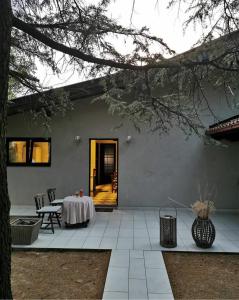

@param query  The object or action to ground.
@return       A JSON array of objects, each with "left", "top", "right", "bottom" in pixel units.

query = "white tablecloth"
[{"left": 63, "top": 196, "right": 95, "bottom": 225}]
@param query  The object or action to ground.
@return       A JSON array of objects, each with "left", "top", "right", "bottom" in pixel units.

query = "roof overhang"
[
  {"left": 206, "top": 115, "right": 239, "bottom": 141},
  {"left": 7, "top": 76, "right": 107, "bottom": 116}
]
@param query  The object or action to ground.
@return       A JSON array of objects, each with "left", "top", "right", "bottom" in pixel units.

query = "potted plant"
[
  {"left": 191, "top": 198, "right": 216, "bottom": 248},
  {"left": 11, "top": 218, "right": 42, "bottom": 245}
]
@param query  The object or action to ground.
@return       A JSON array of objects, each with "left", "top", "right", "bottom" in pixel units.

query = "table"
[{"left": 63, "top": 196, "right": 95, "bottom": 227}]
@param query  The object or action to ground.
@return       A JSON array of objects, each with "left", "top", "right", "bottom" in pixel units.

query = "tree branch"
[
  {"left": 12, "top": 15, "right": 239, "bottom": 74},
  {"left": 12, "top": 15, "right": 207, "bottom": 71},
  {"left": 9, "top": 69, "right": 39, "bottom": 82},
  {"left": 28, "top": 21, "right": 174, "bottom": 54}
]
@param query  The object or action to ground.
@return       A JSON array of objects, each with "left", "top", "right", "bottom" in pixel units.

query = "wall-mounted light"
[
  {"left": 126, "top": 135, "right": 132, "bottom": 143},
  {"left": 75, "top": 135, "right": 81, "bottom": 143}
]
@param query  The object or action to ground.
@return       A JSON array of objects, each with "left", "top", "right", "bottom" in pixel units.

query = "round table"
[{"left": 63, "top": 196, "right": 95, "bottom": 227}]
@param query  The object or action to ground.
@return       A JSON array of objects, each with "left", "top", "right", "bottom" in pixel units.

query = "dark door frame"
[{"left": 89, "top": 138, "right": 119, "bottom": 206}]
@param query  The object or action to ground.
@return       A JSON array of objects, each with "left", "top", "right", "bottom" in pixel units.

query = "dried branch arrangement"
[
  {"left": 191, "top": 184, "right": 216, "bottom": 219},
  {"left": 191, "top": 200, "right": 215, "bottom": 219}
]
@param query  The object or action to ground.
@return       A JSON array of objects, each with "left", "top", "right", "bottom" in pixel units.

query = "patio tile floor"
[
  {"left": 11, "top": 206, "right": 239, "bottom": 299},
  {"left": 129, "top": 258, "right": 146, "bottom": 279},
  {"left": 104, "top": 250, "right": 173, "bottom": 300}
]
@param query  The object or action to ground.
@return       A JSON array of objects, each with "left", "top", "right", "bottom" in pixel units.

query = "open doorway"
[{"left": 89, "top": 139, "right": 118, "bottom": 206}]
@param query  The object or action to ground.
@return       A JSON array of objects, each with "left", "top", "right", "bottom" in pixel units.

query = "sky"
[{"left": 37, "top": 0, "right": 203, "bottom": 89}]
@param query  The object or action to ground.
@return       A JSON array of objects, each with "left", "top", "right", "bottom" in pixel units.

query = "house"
[{"left": 7, "top": 34, "right": 239, "bottom": 209}]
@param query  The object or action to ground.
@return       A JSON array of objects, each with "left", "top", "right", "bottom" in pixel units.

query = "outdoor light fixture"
[
  {"left": 74, "top": 136, "right": 81, "bottom": 143},
  {"left": 126, "top": 135, "right": 132, "bottom": 143}
]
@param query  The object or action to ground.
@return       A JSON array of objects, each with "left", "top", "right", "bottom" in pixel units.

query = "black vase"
[{"left": 191, "top": 217, "right": 216, "bottom": 248}]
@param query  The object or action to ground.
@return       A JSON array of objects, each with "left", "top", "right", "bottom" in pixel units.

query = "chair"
[
  {"left": 34, "top": 193, "right": 61, "bottom": 234},
  {"left": 47, "top": 188, "right": 64, "bottom": 205}
]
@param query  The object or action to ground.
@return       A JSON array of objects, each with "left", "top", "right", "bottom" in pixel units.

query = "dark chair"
[
  {"left": 34, "top": 193, "right": 61, "bottom": 234},
  {"left": 47, "top": 188, "right": 64, "bottom": 206}
]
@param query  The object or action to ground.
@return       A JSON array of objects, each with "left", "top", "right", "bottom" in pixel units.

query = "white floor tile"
[
  {"left": 134, "top": 222, "right": 147, "bottom": 229},
  {"left": 129, "top": 258, "right": 146, "bottom": 279},
  {"left": 130, "top": 250, "right": 144, "bottom": 259},
  {"left": 82, "top": 237, "right": 102, "bottom": 249},
  {"left": 107, "top": 222, "right": 121, "bottom": 227},
  {"left": 104, "top": 267, "right": 129, "bottom": 292},
  {"left": 104, "top": 228, "right": 120, "bottom": 238},
  {"left": 103, "top": 291, "right": 128, "bottom": 300},
  {"left": 110, "top": 250, "right": 129, "bottom": 268},
  {"left": 146, "top": 222, "right": 159, "bottom": 229},
  {"left": 144, "top": 251, "right": 165, "bottom": 268},
  {"left": 148, "top": 230, "right": 160, "bottom": 239},
  {"left": 93, "top": 221, "right": 108, "bottom": 227},
  {"left": 117, "top": 238, "right": 134, "bottom": 250},
  {"left": 100, "top": 238, "right": 118, "bottom": 249},
  {"left": 67, "top": 236, "right": 86, "bottom": 248},
  {"left": 26, "top": 235, "right": 53, "bottom": 248},
  {"left": 221, "top": 244, "right": 239, "bottom": 252},
  {"left": 146, "top": 268, "right": 172, "bottom": 294},
  {"left": 120, "top": 222, "right": 134, "bottom": 229},
  {"left": 134, "top": 238, "right": 151, "bottom": 250},
  {"left": 178, "top": 229, "right": 193, "bottom": 240},
  {"left": 57, "top": 229, "right": 76, "bottom": 238},
  {"left": 119, "top": 229, "right": 134, "bottom": 238},
  {"left": 72, "top": 229, "right": 91, "bottom": 237},
  {"left": 231, "top": 239, "right": 239, "bottom": 246},
  {"left": 129, "top": 279, "right": 148, "bottom": 299},
  {"left": 220, "top": 230, "right": 239, "bottom": 241},
  {"left": 88, "top": 228, "right": 105, "bottom": 237},
  {"left": 226, "top": 223, "right": 239, "bottom": 230},
  {"left": 134, "top": 229, "right": 149, "bottom": 238},
  {"left": 10, "top": 207, "right": 239, "bottom": 257},
  {"left": 48, "top": 236, "right": 72, "bottom": 248},
  {"left": 148, "top": 293, "right": 174, "bottom": 299},
  {"left": 121, "top": 216, "right": 134, "bottom": 221},
  {"left": 150, "top": 240, "right": 163, "bottom": 250},
  {"left": 112, "top": 250, "right": 130, "bottom": 255}
]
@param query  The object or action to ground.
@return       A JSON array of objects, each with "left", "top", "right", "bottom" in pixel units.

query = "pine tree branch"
[
  {"left": 12, "top": 16, "right": 195, "bottom": 70},
  {"left": 12, "top": 15, "right": 239, "bottom": 73}
]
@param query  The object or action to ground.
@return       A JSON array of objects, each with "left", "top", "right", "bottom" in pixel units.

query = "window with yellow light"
[
  {"left": 31, "top": 142, "right": 50, "bottom": 164},
  {"left": 7, "top": 138, "right": 51, "bottom": 166}
]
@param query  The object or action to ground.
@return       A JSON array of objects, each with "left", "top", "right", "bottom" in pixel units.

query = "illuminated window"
[
  {"left": 7, "top": 138, "right": 51, "bottom": 166},
  {"left": 31, "top": 141, "right": 50, "bottom": 164},
  {"left": 9, "top": 141, "right": 27, "bottom": 164}
]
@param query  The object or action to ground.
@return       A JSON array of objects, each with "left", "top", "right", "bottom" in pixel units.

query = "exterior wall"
[{"left": 7, "top": 87, "right": 239, "bottom": 209}]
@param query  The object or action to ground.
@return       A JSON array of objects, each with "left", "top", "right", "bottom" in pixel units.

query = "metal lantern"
[{"left": 159, "top": 208, "right": 177, "bottom": 248}]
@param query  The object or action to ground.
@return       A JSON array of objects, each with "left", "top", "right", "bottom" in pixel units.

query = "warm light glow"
[
  {"left": 9, "top": 141, "right": 27, "bottom": 163},
  {"left": 104, "top": 156, "right": 114, "bottom": 165},
  {"left": 93, "top": 184, "right": 117, "bottom": 205},
  {"left": 90, "top": 140, "right": 96, "bottom": 192},
  {"left": 90, "top": 139, "right": 118, "bottom": 205},
  {"left": 32, "top": 142, "right": 50, "bottom": 163}
]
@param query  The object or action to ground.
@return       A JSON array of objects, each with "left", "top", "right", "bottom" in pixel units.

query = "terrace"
[{"left": 11, "top": 206, "right": 239, "bottom": 300}]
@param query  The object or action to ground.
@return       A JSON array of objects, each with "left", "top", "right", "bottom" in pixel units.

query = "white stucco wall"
[{"left": 7, "top": 87, "right": 239, "bottom": 209}]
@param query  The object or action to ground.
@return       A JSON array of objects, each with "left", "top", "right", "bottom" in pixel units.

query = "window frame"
[{"left": 7, "top": 137, "right": 51, "bottom": 167}]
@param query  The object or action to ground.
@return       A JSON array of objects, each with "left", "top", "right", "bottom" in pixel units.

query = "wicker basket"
[
  {"left": 191, "top": 217, "right": 216, "bottom": 248},
  {"left": 11, "top": 218, "right": 42, "bottom": 245}
]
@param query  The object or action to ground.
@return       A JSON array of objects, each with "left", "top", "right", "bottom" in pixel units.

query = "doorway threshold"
[{"left": 95, "top": 205, "right": 117, "bottom": 212}]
